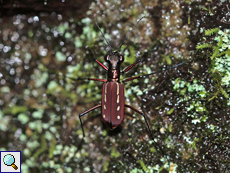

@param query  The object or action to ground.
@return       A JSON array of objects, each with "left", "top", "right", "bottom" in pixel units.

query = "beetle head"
[{"left": 104, "top": 51, "right": 124, "bottom": 70}]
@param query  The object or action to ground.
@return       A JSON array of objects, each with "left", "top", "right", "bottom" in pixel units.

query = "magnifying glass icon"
[{"left": 3, "top": 154, "right": 18, "bottom": 170}]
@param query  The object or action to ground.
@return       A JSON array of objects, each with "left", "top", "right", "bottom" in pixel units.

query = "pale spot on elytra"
[
  {"left": 105, "top": 83, "right": 108, "bottom": 94},
  {"left": 117, "top": 115, "right": 120, "bottom": 119},
  {"left": 116, "top": 82, "right": 119, "bottom": 95}
]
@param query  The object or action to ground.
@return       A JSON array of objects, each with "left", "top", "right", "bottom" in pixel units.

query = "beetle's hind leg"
[
  {"left": 79, "top": 105, "right": 101, "bottom": 137},
  {"left": 124, "top": 104, "right": 170, "bottom": 168}
]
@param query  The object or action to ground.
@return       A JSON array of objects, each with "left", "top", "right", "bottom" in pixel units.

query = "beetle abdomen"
[{"left": 101, "top": 82, "right": 125, "bottom": 129}]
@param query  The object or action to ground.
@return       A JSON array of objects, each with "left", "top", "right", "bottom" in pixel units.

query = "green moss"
[{"left": 111, "top": 146, "right": 121, "bottom": 158}]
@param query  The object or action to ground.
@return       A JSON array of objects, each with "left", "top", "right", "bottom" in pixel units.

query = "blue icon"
[{"left": 3, "top": 154, "right": 18, "bottom": 170}]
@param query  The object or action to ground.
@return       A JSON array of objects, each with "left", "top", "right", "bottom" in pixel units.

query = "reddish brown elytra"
[{"left": 101, "top": 77, "right": 125, "bottom": 129}]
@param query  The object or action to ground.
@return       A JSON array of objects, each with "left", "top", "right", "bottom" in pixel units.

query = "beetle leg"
[
  {"left": 79, "top": 105, "right": 101, "bottom": 137},
  {"left": 95, "top": 59, "right": 108, "bottom": 71},
  {"left": 125, "top": 104, "right": 169, "bottom": 167},
  {"left": 124, "top": 105, "right": 152, "bottom": 133},
  {"left": 124, "top": 105, "right": 155, "bottom": 142},
  {"left": 87, "top": 78, "right": 107, "bottom": 82},
  {"left": 121, "top": 60, "right": 141, "bottom": 74},
  {"left": 67, "top": 76, "right": 107, "bottom": 83},
  {"left": 122, "top": 76, "right": 140, "bottom": 83},
  {"left": 123, "top": 61, "right": 187, "bottom": 83}
]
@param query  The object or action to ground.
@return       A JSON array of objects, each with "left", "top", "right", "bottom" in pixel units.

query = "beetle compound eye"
[
  {"left": 104, "top": 55, "right": 110, "bottom": 62},
  {"left": 119, "top": 55, "right": 124, "bottom": 62}
]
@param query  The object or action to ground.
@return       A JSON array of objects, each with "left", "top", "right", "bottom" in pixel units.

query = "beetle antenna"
[
  {"left": 118, "top": 16, "right": 146, "bottom": 52},
  {"left": 95, "top": 21, "right": 113, "bottom": 54}
]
